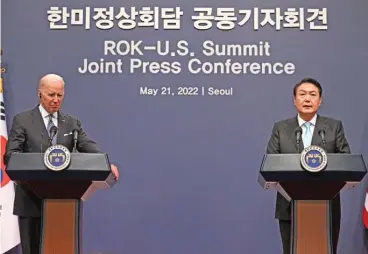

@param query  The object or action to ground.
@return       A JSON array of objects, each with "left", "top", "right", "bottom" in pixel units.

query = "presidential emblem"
[
  {"left": 300, "top": 145, "right": 328, "bottom": 173},
  {"left": 44, "top": 145, "right": 71, "bottom": 171}
]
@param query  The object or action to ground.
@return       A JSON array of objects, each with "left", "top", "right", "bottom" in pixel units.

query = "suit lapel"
[
  {"left": 57, "top": 111, "right": 67, "bottom": 145},
  {"left": 285, "top": 116, "right": 304, "bottom": 152},
  {"left": 311, "top": 114, "right": 327, "bottom": 147},
  {"left": 31, "top": 106, "right": 50, "bottom": 150},
  {"left": 31, "top": 106, "right": 68, "bottom": 150},
  {"left": 286, "top": 114, "right": 327, "bottom": 152}
]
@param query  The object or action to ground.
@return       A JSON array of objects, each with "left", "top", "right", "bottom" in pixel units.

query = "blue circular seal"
[
  {"left": 44, "top": 145, "right": 71, "bottom": 171},
  {"left": 300, "top": 145, "right": 328, "bottom": 173}
]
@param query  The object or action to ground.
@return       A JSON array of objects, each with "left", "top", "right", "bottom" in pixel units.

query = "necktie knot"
[{"left": 304, "top": 122, "right": 311, "bottom": 129}]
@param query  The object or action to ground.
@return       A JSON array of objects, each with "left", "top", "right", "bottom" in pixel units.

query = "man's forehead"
[
  {"left": 45, "top": 90, "right": 64, "bottom": 93},
  {"left": 297, "top": 84, "right": 318, "bottom": 92},
  {"left": 43, "top": 86, "right": 64, "bottom": 93}
]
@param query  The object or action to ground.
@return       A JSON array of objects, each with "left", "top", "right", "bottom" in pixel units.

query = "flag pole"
[
  {"left": 0, "top": 43, "right": 3, "bottom": 254},
  {"left": 0, "top": 47, "right": 21, "bottom": 253}
]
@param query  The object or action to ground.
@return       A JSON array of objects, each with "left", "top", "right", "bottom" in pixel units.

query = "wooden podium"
[
  {"left": 258, "top": 153, "right": 367, "bottom": 254},
  {"left": 6, "top": 152, "right": 116, "bottom": 254}
]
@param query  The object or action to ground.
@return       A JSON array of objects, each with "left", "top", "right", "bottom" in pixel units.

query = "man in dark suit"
[
  {"left": 266, "top": 78, "right": 350, "bottom": 254},
  {"left": 4, "top": 73, "right": 120, "bottom": 254}
]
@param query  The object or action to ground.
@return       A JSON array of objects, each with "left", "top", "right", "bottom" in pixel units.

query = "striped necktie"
[{"left": 47, "top": 114, "right": 57, "bottom": 145}]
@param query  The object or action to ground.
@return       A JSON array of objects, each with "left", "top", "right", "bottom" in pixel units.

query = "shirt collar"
[
  {"left": 39, "top": 104, "right": 58, "bottom": 119},
  {"left": 297, "top": 113, "right": 317, "bottom": 127}
]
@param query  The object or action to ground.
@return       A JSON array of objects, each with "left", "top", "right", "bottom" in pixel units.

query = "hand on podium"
[{"left": 110, "top": 164, "right": 119, "bottom": 180}]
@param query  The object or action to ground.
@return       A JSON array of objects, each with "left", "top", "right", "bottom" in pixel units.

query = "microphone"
[
  {"left": 49, "top": 126, "right": 58, "bottom": 146},
  {"left": 318, "top": 128, "right": 327, "bottom": 151},
  {"left": 294, "top": 126, "right": 303, "bottom": 153},
  {"left": 72, "top": 128, "right": 78, "bottom": 152}
]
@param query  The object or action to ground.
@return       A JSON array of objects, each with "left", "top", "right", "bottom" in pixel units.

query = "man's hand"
[{"left": 111, "top": 164, "right": 119, "bottom": 180}]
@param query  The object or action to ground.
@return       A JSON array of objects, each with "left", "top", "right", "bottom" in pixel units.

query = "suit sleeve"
[
  {"left": 335, "top": 120, "right": 351, "bottom": 154},
  {"left": 76, "top": 118, "right": 101, "bottom": 153},
  {"left": 266, "top": 123, "right": 280, "bottom": 154},
  {"left": 4, "top": 115, "right": 26, "bottom": 165}
]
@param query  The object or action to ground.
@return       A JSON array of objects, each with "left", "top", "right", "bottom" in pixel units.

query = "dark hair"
[{"left": 293, "top": 78, "right": 323, "bottom": 96}]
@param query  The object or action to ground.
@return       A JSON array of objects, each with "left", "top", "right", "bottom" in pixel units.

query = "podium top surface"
[
  {"left": 6, "top": 152, "right": 114, "bottom": 183},
  {"left": 259, "top": 153, "right": 367, "bottom": 182}
]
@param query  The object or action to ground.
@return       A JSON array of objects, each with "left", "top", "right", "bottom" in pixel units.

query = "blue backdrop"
[{"left": 2, "top": 0, "right": 368, "bottom": 253}]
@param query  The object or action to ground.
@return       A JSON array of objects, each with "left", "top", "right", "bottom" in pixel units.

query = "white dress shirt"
[
  {"left": 39, "top": 104, "right": 58, "bottom": 128},
  {"left": 297, "top": 113, "right": 317, "bottom": 148}
]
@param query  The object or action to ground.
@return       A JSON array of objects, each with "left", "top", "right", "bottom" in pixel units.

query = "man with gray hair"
[{"left": 4, "top": 73, "right": 119, "bottom": 254}]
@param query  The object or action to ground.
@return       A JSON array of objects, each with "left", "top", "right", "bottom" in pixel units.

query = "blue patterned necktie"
[
  {"left": 303, "top": 122, "right": 312, "bottom": 148},
  {"left": 47, "top": 114, "right": 57, "bottom": 145}
]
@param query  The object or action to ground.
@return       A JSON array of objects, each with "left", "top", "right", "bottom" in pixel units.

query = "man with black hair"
[{"left": 266, "top": 77, "right": 350, "bottom": 254}]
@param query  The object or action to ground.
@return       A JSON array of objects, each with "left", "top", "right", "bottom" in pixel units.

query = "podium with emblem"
[
  {"left": 5, "top": 145, "right": 116, "bottom": 254},
  {"left": 258, "top": 145, "right": 367, "bottom": 254}
]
